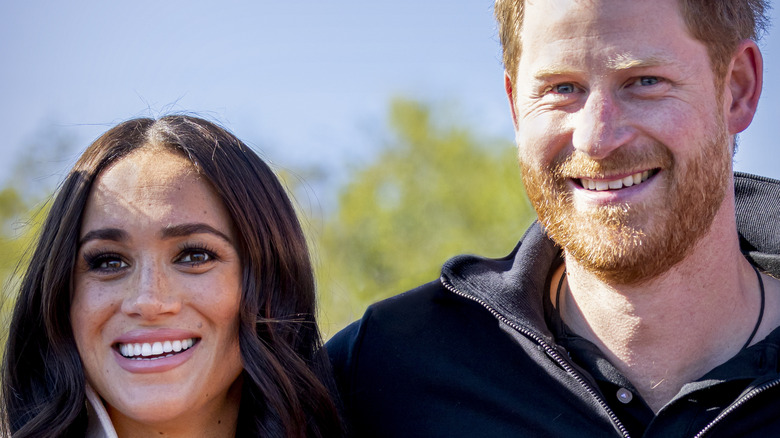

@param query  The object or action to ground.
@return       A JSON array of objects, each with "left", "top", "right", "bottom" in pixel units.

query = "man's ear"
[
  {"left": 505, "top": 71, "right": 520, "bottom": 131},
  {"left": 725, "top": 39, "right": 763, "bottom": 135}
]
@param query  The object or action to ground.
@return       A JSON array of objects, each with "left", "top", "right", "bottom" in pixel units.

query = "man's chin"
[{"left": 546, "top": 214, "right": 683, "bottom": 285}]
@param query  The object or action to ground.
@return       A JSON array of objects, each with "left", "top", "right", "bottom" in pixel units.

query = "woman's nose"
[{"left": 121, "top": 262, "right": 182, "bottom": 319}]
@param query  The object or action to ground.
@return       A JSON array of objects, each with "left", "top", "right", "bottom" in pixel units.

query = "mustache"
[{"left": 552, "top": 145, "right": 674, "bottom": 179}]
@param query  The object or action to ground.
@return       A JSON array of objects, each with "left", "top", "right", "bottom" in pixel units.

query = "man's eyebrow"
[
  {"left": 532, "top": 66, "right": 574, "bottom": 80},
  {"left": 606, "top": 54, "right": 672, "bottom": 71},
  {"left": 160, "top": 223, "right": 234, "bottom": 244},
  {"left": 79, "top": 228, "right": 128, "bottom": 246},
  {"left": 532, "top": 55, "right": 675, "bottom": 80}
]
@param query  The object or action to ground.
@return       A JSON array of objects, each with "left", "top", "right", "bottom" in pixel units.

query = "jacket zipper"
[
  {"left": 692, "top": 378, "right": 780, "bottom": 438},
  {"left": 441, "top": 278, "right": 631, "bottom": 438}
]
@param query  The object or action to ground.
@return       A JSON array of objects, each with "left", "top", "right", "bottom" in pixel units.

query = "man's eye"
[
  {"left": 553, "top": 83, "right": 577, "bottom": 94},
  {"left": 638, "top": 76, "right": 660, "bottom": 86}
]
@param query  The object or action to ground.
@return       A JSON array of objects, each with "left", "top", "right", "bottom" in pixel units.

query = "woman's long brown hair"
[{"left": 2, "top": 115, "right": 344, "bottom": 437}]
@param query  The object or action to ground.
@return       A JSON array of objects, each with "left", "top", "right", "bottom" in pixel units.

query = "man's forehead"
[
  {"left": 517, "top": 0, "right": 694, "bottom": 70},
  {"left": 521, "top": 0, "right": 684, "bottom": 37}
]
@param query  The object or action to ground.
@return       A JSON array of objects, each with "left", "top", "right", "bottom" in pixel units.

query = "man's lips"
[{"left": 577, "top": 169, "right": 659, "bottom": 191}]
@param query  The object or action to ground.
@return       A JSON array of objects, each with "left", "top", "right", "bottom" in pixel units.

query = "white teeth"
[
  {"left": 118, "top": 338, "right": 196, "bottom": 359},
  {"left": 581, "top": 170, "right": 653, "bottom": 192}
]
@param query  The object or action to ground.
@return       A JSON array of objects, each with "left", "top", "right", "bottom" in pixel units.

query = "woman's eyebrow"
[
  {"left": 160, "top": 223, "right": 233, "bottom": 244},
  {"left": 79, "top": 228, "right": 128, "bottom": 246}
]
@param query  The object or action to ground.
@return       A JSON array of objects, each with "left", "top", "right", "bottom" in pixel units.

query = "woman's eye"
[
  {"left": 101, "top": 259, "right": 126, "bottom": 269},
  {"left": 86, "top": 254, "right": 128, "bottom": 271},
  {"left": 177, "top": 249, "right": 215, "bottom": 265}
]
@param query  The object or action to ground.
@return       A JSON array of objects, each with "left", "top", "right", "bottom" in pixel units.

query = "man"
[{"left": 327, "top": 0, "right": 780, "bottom": 436}]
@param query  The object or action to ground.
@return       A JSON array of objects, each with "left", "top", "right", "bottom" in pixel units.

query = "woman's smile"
[{"left": 117, "top": 337, "right": 197, "bottom": 359}]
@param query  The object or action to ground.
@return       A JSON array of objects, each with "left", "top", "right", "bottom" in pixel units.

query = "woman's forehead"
[{"left": 81, "top": 149, "right": 231, "bottom": 238}]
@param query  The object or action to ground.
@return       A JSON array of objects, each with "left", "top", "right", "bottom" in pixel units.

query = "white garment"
[{"left": 85, "top": 385, "right": 119, "bottom": 438}]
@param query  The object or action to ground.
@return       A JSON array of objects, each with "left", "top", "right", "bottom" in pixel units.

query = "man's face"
[{"left": 511, "top": 0, "right": 732, "bottom": 284}]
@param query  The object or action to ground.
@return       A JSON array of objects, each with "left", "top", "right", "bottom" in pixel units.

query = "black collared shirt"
[{"left": 545, "top": 275, "right": 780, "bottom": 437}]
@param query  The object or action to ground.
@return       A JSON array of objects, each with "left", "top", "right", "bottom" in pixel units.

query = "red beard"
[{"left": 521, "top": 125, "right": 731, "bottom": 285}]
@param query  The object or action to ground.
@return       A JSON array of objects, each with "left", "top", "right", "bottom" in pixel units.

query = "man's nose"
[
  {"left": 121, "top": 262, "right": 182, "bottom": 319},
  {"left": 571, "top": 91, "right": 636, "bottom": 159}
]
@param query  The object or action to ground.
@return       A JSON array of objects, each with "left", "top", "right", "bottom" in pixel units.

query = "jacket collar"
[
  {"left": 735, "top": 172, "right": 780, "bottom": 275},
  {"left": 441, "top": 222, "right": 559, "bottom": 343},
  {"left": 85, "top": 384, "right": 119, "bottom": 438}
]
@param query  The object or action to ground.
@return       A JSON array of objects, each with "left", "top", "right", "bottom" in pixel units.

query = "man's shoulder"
[
  {"left": 326, "top": 278, "right": 487, "bottom": 357},
  {"left": 735, "top": 172, "right": 780, "bottom": 276},
  {"left": 735, "top": 172, "right": 780, "bottom": 204}
]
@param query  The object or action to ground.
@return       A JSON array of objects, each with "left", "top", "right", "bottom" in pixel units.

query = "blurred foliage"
[
  {"left": 0, "top": 101, "right": 535, "bottom": 349},
  {"left": 314, "top": 98, "right": 535, "bottom": 337},
  {"left": 0, "top": 192, "right": 47, "bottom": 306},
  {"left": 0, "top": 187, "right": 29, "bottom": 289},
  {"left": 0, "top": 124, "right": 72, "bottom": 358},
  {"left": 0, "top": 190, "right": 50, "bottom": 364}
]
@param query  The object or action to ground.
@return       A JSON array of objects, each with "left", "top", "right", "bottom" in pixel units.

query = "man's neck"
[{"left": 557, "top": 204, "right": 778, "bottom": 412}]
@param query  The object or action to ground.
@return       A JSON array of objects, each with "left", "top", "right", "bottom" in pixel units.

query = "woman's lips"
[
  {"left": 112, "top": 329, "right": 201, "bottom": 373},
  {"left": 117, "top": 338, "right": 197, "bottom": 359}
]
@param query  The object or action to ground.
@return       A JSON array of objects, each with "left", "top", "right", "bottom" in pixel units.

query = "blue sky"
[{"left": 1, "top": 0, "right": 778, "bottom": 195}]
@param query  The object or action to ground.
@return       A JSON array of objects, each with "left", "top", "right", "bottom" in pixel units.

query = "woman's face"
[{"left": 71, "top": 148, "right": 244, "bottom": 433}]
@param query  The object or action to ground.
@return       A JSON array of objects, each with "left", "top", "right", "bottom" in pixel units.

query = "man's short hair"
[{"left": 496, "top": 0, "right": 770, "bottom": 86}]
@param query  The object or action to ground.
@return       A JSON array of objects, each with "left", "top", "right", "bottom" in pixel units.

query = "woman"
[{"left": 2, "top": 116, "right": 343, "bottom": 437}]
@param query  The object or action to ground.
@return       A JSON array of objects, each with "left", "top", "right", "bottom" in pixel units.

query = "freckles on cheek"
[
  {"left": 75, "top": 292, "right": 110, "bottom": 315},
  {"left": 72, "top": 288, "right": 120, "bottom": 340}
]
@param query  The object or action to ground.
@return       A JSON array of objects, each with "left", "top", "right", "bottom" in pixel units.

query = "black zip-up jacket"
[{"left": 327, "top": 173, "right": 780, "bottom": 437}]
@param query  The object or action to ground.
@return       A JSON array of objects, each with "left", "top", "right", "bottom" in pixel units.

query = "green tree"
[
  {"left": 315, "top": 98, "right": 535, "bottom": 336},
  {"left": 0, "top": 187, "right": 29, "bottom": 286},
  {"left": 0, "top": 124, "right": 74, "bottom": 355},
  {"left": 0, "top": 191, "right": 46, "bottom": 303},
  {"left": 0, "top": 189, "right": 49, "bottom": 364}
]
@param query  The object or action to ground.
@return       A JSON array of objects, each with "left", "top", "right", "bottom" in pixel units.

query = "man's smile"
[{"left": 577, "top": 169, "right": 659, "bottom": 191}]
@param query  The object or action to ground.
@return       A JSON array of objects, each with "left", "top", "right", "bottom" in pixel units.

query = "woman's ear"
[{"left": 725, "top": 39, "right": 763, "bottom": 135}]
